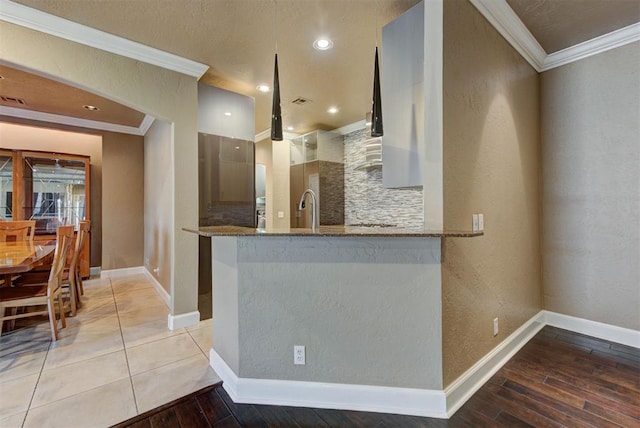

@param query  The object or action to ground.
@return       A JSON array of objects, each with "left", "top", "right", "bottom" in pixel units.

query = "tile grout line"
[
  {"left": 21, "top": 338, "right": 53, "bottom": 428},
  {"left": 185, "top": 328, "right": 209, "bottom": 358},
  {"left": 111, "top": 277, "right": 141, "bottom": 416}
]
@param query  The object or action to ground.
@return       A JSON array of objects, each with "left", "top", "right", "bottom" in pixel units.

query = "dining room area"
[
  {"left": 0, "top": 139, "right": 218, "bottom": 427},
  {"left": 0, "top": 216, "right": 217, "bottom": 427}
]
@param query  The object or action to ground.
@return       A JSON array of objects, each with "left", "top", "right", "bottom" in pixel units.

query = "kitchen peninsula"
[{"left": 184, "top": 225, "right": 482, "bottom": 417}]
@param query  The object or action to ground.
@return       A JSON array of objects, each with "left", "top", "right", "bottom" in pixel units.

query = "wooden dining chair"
[
  {"left": 0, "top": 220, "right": 36, "bottom": 243},
  {"left": 0, "top": 225, "right": 74, "bottom": 341},
  {"left": 70, "top": 220, "right": 91, "bottom": 299},
  {"left": 15, "top": 221, "right": 90, "bottom": 316}
]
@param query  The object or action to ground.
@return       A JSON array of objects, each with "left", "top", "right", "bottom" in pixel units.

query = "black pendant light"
[
  {"left": 271, "top": 53, "right": 283, "bottom": 141},
  {"left": 371, "top": 46, "right": 383, "bottom": 137},
  {"left": 270, "top": 1, "right": 283, "bottom": 141}
]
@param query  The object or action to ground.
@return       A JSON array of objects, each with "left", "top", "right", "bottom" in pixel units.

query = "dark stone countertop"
[{"left": 182, "top": 225, "right": 483, "bottom": 238}]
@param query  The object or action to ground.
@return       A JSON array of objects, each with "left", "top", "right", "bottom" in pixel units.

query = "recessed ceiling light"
[
  {"left": 224, "top": 112, "right": 232, "bottom": 116},
  {"left": 286, "top": 126, "right": 294, "bottom": 131},
  {"left": 83, "top": 105, "right": 99, "bottom": 111},
  {"left": 327, "top": 106, "right": 339, "bottom": 114},
  {"left": 256, "top": 84, "right": 270, "bottom": 93},
  {"left": 313, "top": 38, "right": 333, "bottom": 50}
]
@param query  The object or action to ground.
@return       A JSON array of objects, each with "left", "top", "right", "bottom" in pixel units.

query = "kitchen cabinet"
[
  {"left": 381, "top": 0, "right": 424, "bottom": 188},
  {"left": 289, "top": 130, "right": 344, "bottom": 227}
]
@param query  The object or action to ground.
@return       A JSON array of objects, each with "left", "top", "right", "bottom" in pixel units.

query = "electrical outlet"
[
  {"left": 493, "top": 318, "right": 499, "bottom": 336},
  {"left": 472, "top": 214, "right": 479, "bottom": 232},
  {"left": 278, "top": 211, "right": 285, "bottom": 219},
  {"left": 478, "top": 214, "right": 484, "bottom": 231},
  {"left": 294, "top": 345, "right": 305, "bottom": 365}
]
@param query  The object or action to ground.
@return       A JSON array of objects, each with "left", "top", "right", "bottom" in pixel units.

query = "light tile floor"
[{"left": 0, "top": 274, "right": 218, "bottom": 428}]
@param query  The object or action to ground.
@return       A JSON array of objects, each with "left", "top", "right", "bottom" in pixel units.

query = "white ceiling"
[{"left": 1, "top": 0, "right": 639, "bottom": 136}]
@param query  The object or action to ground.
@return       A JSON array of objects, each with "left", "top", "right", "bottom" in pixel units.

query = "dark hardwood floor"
[{"left": 113, "top": 326, "right": 640, "bottom": 427}]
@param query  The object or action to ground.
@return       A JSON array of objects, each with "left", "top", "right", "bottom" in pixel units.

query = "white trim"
[
  {"left": 444, "top": 311, "right": 545, "bottom": 416},
  {"left": 254, "top": 129, "right": 271, "bottom": 142},
  {"left": 0, "top": 105, "right": 150, "bottom": 136},
  {"left": 138, "top": 115, "right": 156, "bottom": 135},
  {"left": 143, "top": 267, "right": 171, "bottom": 308},
  {"left": 254, "top": 129, "right": 299, "bottom": 142},
  {"left": 0, "top": 0, "right": 208, "bottom": 78},
  {"left": 89, "top": 266, "right": 101, "bottom": 277},
  {"left": 331, "top": 119, "right": 366, "bottom": 136},
  {"left": 542, "top": 310, "right": 640, "bottom": 349},
  {"left": 208, "top": 311, "right": 638, "bottom": 418},
  {"left": 100, "top": 266, "right": 145, "bottom": 278},
  {"left": 542, "top": 22, "right": 640, "bottom": 71},
  {"left": 168, "top": 310, "right": 200, "bottom": 330},
  {"left": 101, "top": 266, "right": 171, "bottom": 308},
  {"left": 209, "top": 349, "right": 448, "bottom": 418},
  {"left": 468, "top": 0, "right": 546, "bottom": 72}
]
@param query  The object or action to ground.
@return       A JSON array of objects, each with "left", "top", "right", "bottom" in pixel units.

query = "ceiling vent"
[
  {"left": 0, "top": 95, "right": 27, "bottom": 105},
  {"left": 291, "top": 97, "right": 311, "bottom": 106}
]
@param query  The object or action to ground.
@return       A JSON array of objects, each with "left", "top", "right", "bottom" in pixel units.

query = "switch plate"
[
  {"left": 478, "top": 214, "right": 484, "bottom": 231},
  {"left": 493, "top": 318, "right": 499, "bottom": 336},
  {"left": 294, "top": 345, "right": 305, "bottom": 365},
  {"left": 278, "top": 211, "right": 285, "bottom": 219},
  {"left": 472, "top": 214, "right": 479, "bottom": 232}
]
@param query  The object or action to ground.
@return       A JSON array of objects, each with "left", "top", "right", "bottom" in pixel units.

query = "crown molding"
[
  {"left": 256, "top": 119, "right": 368, "bottom": 141},
  {"left": 0, "top": 0, "right": 209, "bottom": 78},
  {"left": 254, "top": 129, "right": 271, "bottom": 142},
  {"left": 542, "top": 22, "right": 640, "bottom": 71},
  {"left": 0, "top": 105, "right": 151, "bottom": 135},
  {"left": 139, "top": 115, "right": 156, "bottom": 135},
  {"left": 331, "top": 119, "right": 367, "bottom": 136},
  {"left": 254, "top": 129, "right": 298, "bottom": 142},
  {"left": 468, "top": 0, "right": 546, "bottom": 72}
]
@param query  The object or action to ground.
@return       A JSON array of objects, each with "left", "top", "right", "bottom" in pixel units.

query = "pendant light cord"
[
  {"left": 274, "top": 0, "right": 278, "bottom": 53},
  {"left": 375, "top": 0, "right": 379, "bottom": 47}
]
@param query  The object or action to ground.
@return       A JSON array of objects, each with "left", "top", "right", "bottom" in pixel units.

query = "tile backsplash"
[{"left": 344, "top": 128, "right": 424, "bottom": 228}]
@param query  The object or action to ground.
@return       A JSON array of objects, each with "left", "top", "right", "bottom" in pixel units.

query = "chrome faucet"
[{"left": 298, "top": 189, "right": 319, "bottom": 231}]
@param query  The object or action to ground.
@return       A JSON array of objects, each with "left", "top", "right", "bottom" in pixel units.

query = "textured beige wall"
[
  {"left": 271, "top": 139, "right": 291, "bottom": 229},
  {"left": 441, "top": 0, "right": 542, "bottom": 386},
  {"left": 144, "top": 120, "right": 173, "bottom": 294},
  {"left": 541, "top": 43, "right": 640, "bottom": 330},
  {"left": 0, "top": 21, "right": 199, "bottom": 315},
  {"left": 255, "top": 137, "right": 291, "bottom": 229},
  {"left": 102, "top": 132, "right": 144, "bottom": 269}
]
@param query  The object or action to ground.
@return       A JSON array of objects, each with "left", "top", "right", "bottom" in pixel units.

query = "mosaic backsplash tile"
[{"left": 343, "top": 128, "right": 423, "bottom": 228}]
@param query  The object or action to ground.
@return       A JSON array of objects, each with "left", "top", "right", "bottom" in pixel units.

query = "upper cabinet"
[
  {"left": 197, "top": 83, "right": 255, "bottom": 141},
  {"left": 381, "top": 0, "right": 424, "bottom": 189}
]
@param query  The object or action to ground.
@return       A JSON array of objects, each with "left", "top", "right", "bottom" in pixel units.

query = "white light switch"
[
  {"left": 277, "top": 211, "right": 285, "bottom": 219},
  {"left": 472, "top": 214, "right": 479, "bottom": 232},
  {"left": 478, "top": 214, "right": 484, "bottom": 231}
]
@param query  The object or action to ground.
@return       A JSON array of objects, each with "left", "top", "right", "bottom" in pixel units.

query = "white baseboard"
[
  {"left": 168, "top": 311, "right": 200, "bottom": 330},
  {"left": 100, "top": 266, "right": 145, "bottom": 278},
  {"left": 89, "top": 266, "right": 101, "bottom": 277},
  {"left": 444, "top": 311, "right": 545, "bottom": 416},
  {"left": 143, "top": 268, "right": 171, "bottom": 308},
  {"left": 209, "top": 349, "right": 448, "bottom": 418},
  {"left": 207, "top": 310, "right": 638, "bottom": 419},
  {"left": 542, "top": 310, "right": 640, "bottom": 349}
]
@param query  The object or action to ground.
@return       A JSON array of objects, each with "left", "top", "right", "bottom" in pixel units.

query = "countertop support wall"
[{"left": 212, "top": 235, "right": 444, "bottom": 390}]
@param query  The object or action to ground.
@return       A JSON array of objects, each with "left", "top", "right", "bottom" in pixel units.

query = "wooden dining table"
[{"left": 0, "top": 241, "right": 56, "bottom": 287}]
